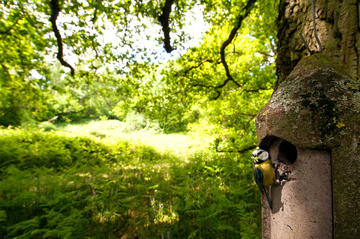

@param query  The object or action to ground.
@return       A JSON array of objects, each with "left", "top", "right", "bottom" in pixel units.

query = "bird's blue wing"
[
  {"left": 254, "top": 167, "right": 272, "bottom": 210},
  {"left": 254, "top": 167, "right": 264, "bottom": 192}
]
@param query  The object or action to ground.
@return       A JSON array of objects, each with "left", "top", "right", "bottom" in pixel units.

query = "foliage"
[
  {"left": 0, "top": 128, "right": 261, "bottom": 238},
  {"left": 0, "top": 0, "right": 278, "bottom": 129},
  {"left": 0, "top": 0, "right": 279, "bottom": 237},
  {"left": 143, "top": 3, "right": 277, "bottom": 146},
  {"left": 38, "top": 121, "right": 57, "bottom": 132},
  {"left": 48, "top": 68, "right": 138, "bottom": 122}
]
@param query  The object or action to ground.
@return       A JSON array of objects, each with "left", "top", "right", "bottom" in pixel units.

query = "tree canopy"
[{"left": 1, "top": 0, "right": 278, "bottom": 151}]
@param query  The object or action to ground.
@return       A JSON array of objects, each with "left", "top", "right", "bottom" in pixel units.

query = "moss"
[
  {"left": 257, "top": 53, "right": 360, "bottom": 238},
  {"left": 292, "top": 54, "right": 349, "bottom": 78}
]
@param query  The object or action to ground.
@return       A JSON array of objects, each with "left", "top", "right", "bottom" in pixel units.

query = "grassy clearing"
[
  {"left": 53, "top": 119, "right": 213, "bottom": 159},
  {"left": 0, "top": 120, "right": 261, "bottom": 238}
]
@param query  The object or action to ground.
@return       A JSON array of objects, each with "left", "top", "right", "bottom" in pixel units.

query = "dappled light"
[
  {"left": 0, "top": 0, "right": 279, "bottom": 238},
  {"left": 0, "top": 128, "right": 260, "bottom": 238}
]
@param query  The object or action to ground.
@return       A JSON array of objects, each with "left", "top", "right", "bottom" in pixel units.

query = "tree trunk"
[
  {"left": 276, "top": 0, "right": 359, "bottom": 84},
  {"left": 256, "top": 1, "right": 360, "bottom": 238}
]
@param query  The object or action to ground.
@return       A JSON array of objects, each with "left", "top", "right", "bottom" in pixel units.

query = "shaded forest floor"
[{"left": 0, "top": 119, "right": 261, "bottom": 238}]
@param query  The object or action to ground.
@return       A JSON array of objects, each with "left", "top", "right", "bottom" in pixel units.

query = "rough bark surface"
[
  {"left": 265, "top": 1, "right": 360, "bottom": 237},
  {"left": 276, "top": 0, "right": 360, "bottom": 85},
  {"left": 257, "top": 54, "right": 360, "bottom": 238}
]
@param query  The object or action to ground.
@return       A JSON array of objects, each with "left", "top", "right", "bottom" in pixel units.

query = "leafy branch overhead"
[
  {"left": 49, "top": 0, "right": 75, "bottom": 76},
  {"left": 157, "top": 0, "right": 258, "bottom": 88},
  {"left": 158, "top": 0, "right": 175, "bottom": 53},
  {"left": 219, "top": 0, "right": 257, "bottom": 90},
  {"left": 42, "top": 0, "right": 259, "bottom": 82},
  {"left": 0, "top": 17, "right": 21, "bottom": 35},
  {"left": 156, "top": 0, "right": 259, "bottom": 99}
]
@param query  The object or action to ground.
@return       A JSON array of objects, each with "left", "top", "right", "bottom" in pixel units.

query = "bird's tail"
[{"left": 263, "top": 187, "right": 272, "bottom": 210}]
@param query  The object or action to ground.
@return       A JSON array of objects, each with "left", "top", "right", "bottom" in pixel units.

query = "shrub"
[
  {"left": 38, "top": 121, "right": 57, "bottom": 132},
  {"left": 123, "top": 111, "right": 161, "bottom": 133}
]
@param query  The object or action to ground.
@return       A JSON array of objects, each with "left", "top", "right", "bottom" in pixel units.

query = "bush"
[
  {"left": 112, "top": 100, "right": 130, "bottom": 120},
  {"left": 38, "top": 121, "right": 57, "bottom": 131},
  {"left": 123, "top": 111, "right": 161, "bottom": 133}
]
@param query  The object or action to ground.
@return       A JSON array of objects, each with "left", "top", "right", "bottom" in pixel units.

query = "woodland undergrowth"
[{"left": 0, "top": 126, "right": 260, "bottom": 239}]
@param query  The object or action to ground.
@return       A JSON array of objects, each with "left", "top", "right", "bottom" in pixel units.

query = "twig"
[
  {"left": 49, "top": 0, "right": 75, "bottom": 76},
  {"left": 92, "top": 0, "right": 99, "bottom": 23},
  {"left": 215, "top": 143, "right": 257, "bottom": 154},
  {"left": 0, "top": 17, "right": 21, "bottom": 35},
  {"left": 177, "top": 59, "right": 218, "bottom": 77}
]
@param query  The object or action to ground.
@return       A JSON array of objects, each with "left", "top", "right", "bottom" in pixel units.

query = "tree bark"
[
  {"left": 256, "top": 0, "right": 360, "bottom": 238},
  {"left": 276, "top": 0, "right": 359, "bottom": 85}
]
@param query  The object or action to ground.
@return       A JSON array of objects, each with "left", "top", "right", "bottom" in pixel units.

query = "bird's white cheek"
[{"left": 259, "top": 152, "right": 269, "bottom": 161}]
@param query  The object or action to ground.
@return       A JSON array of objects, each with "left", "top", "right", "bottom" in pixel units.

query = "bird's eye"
[{"left": 252, "top": 149, "right": 259, "bottom": 157}]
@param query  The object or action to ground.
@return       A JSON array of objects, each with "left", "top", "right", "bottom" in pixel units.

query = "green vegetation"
[
  {"left": 1, "top": 0, "right": 278, "bottom": 238},
  {"left": 0, "top": 126, "right": 260, "bottom": 238}
]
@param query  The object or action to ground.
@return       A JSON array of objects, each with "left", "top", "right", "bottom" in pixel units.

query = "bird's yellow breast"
[{"left": 255, "top": 160, "right": 275, "bottom": 187}]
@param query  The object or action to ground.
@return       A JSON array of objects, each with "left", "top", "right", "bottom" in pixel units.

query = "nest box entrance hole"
[
  {"left": 259, "top": 136, "right": 297, "bottom": 166},
  {"left": 278, "top": 140, "right": 297, "bottom": 165}
]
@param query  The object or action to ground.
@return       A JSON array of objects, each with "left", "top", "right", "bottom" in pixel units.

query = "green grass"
[
  {"left": 0, "top": 120, "right": 261, "bottom": 238},
  {"left": 54, "top": 119, "right": 213, "bottom": 159}
]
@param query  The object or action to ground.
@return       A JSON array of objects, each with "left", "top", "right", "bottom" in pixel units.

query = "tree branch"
[
  {"left": 177, "top": 58, "right": 220, "bottom": 77},
  {"left": 49, "top": 0, "right": 75, "bottom": 76},
  {"left": 158, "top": 0, "right": 175, "bottom": 53},
  {"left": 0, "top": 17, "right": 21, "bottom": 35},
  {"left": 219, "top": 0, "right": 257, "bottom": 88},
  {"left": 186, "top": 0, "right": 258, "bottom": 99},
  {"left": 215, "top": 142, "right": 257, "bottom": 154}
]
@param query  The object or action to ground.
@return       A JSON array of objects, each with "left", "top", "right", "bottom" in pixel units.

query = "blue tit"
[{"left": 252, "top": 148, "right": 275, "bottom": 210}]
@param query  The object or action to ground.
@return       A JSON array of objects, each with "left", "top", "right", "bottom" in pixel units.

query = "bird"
[{"left": 252, "top": 148, "right": 275, "bottom": 210}]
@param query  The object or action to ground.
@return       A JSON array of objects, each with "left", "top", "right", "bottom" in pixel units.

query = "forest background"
[{"left": 0, "top": 0, "right": 277, "bottom": 238}]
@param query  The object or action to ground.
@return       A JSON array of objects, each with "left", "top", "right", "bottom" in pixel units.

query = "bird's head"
[{"left": 252, "top": 148, "right": 270, "bottom": 164}]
